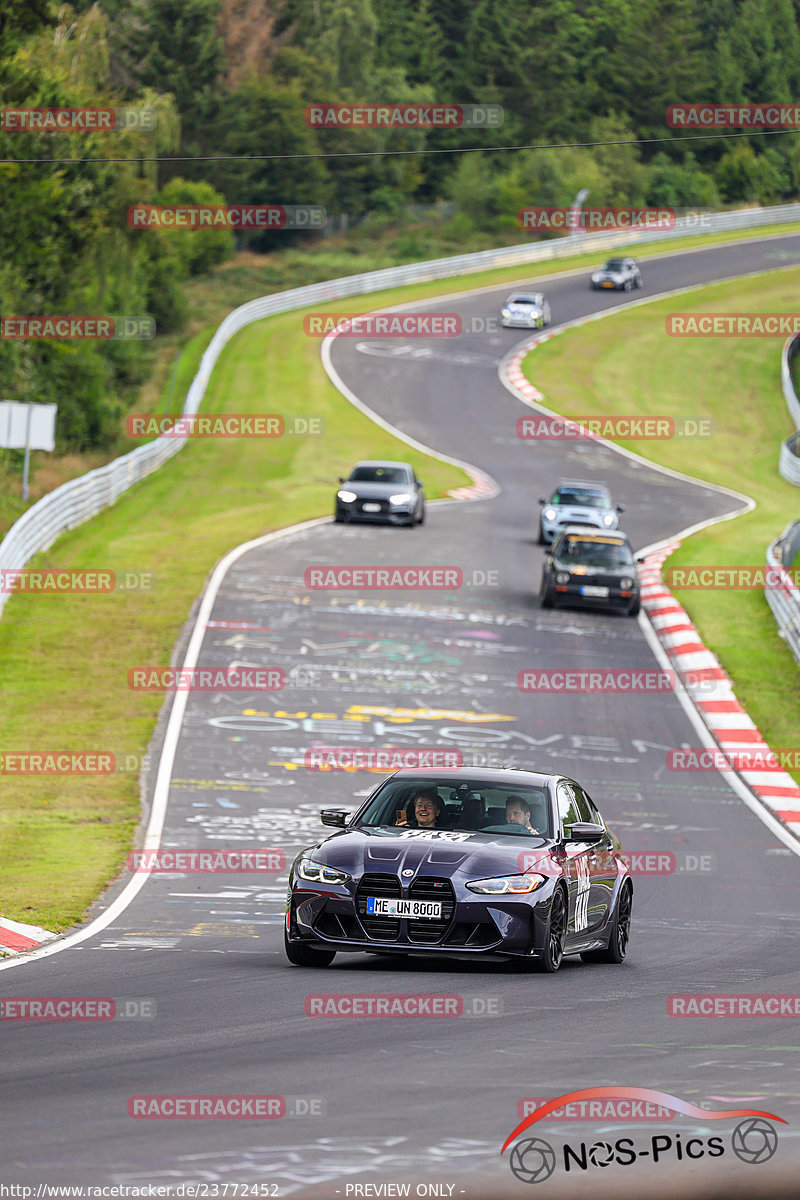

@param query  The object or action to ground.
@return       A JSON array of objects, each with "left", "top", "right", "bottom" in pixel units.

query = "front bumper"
[
  {"left": 287, "top": 880, "right": 556, "bottom": 959},
  {"left": 336, "top": 500, "right": 415, "bottom": 524},
  {"left": 551, "top": 580, "right": 639, "bottom": 610},
  {"left": 502, "top": 314, "right": 544, "bottom": 328}
]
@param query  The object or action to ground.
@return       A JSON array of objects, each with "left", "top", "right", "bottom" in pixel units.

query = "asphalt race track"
[{"left": 4, "top": 234, "right": 800, "bottom": 1198}]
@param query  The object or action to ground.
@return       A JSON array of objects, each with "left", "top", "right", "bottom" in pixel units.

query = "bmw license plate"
[
  {"left": 580, "top": 585, "right": 609, "bottom": 597},
  {"left": 366, "top": 897, "right": 442, "bottom": 919},
  {"left": 362, "top": 502, "right": 381, "bottom": 512}
]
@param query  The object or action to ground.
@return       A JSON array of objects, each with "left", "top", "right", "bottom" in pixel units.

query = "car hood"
[
  {"left": 548, "top": 505, "right": 609, "bottom": 522},
  {"left": 305, "top": 826, "right": 559, "bottom": 880},
  {"left": 342, "top": 481, "right": 412, "bottom": 499},
  {"left": 594, "top": 269, "right": 624, "bottom": 278},
  {"left": 505, "top": 303, "right": 541, "bottom": 313}
]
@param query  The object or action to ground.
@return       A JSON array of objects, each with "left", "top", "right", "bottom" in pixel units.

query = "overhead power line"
[{"left": 1, "top": 126, "right": 799, "bottom": 165}]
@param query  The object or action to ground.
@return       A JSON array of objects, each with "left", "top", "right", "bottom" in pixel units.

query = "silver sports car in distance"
[
  {"left": 538, "top": 480, "right": 624, "bottom": 545},
  {"left": 590, "top": 258, "right": 643, "bottom": 291},
  {"left": 501, "top": 292, "right": 551, "bottom": 329}
]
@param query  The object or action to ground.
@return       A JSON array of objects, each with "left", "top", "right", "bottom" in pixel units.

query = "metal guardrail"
[
  {"left": 766, "top": 524, "right": 800, "bottom": 666},
  {"left": 769, "top": 335, "right": 800, "bottom": 662},
  {"left": 3, "top": 200, "right": 800, "bottom": 618},
  {"left": 779, "top": 334, "right": 800, "bottom": 485}
]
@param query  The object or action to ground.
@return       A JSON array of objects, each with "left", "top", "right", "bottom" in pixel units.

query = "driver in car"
[
  {"left": 396, "top": 789, "right": 445, "bottom": 828},
  {"left": 506, "top": 795, "right": 539, "bottom": 833}
]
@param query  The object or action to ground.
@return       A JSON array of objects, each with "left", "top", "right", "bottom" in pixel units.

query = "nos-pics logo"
[{"left": 502, "top": 1087, "right": 783, "bottom": 1184}]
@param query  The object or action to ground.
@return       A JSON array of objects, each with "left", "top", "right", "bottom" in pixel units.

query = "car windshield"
[
  {"left": 604, "top": 260, "right": 626, "bottom": 271},
  {"left": 349, "top": 466, "right": 410, "bottom": 484},
  {"left": 559, "top": 536, "right": 634, "bottom": 568},
  {"left": 356, "top": 778, "right": 553, "bottom": 838},
  {"left": 551, "top": 487, "right": 610, "bottom": 509},
  {"left": 509, "top": 296, "right": 538, "bottom": 305}
]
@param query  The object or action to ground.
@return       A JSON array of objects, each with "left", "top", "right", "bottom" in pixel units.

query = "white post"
[
  {"left": 22, "top": 403, "right": 33, "bottom": 501},
  {"left": 569, "top": 188, "right": 590, "bottom": 235}
]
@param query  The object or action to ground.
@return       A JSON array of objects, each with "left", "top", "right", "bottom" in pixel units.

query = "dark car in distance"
[
  {"left": 335, "top": 460, "right": 425, "bottom": 526},
  {"left": 284, "top": 768, "right": 632, "bottom": 973},
  {"left": 540, "top": 527, "right": 641, "bottom": 615}
]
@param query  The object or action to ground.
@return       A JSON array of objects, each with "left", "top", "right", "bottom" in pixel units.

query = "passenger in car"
[
  {"left": 396, "top": 789, "right": 446, "bottom": 828},
  {"left": 505, "top": 795, "right": 540, "bottom": 833}
]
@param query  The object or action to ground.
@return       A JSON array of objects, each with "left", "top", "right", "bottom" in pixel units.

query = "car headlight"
[
  {"left": 620, "top": 577, "right": 634, "bottom": 590},
  {"left": 502, "top": 308, "right": 512, "bottom": 317},
  {"left": 603, "top": 512, "right": 615, "bottom": 526},
  {"left": 337, "top": 490, "right": 357, "bottom": 503},
  {"left": 389, "top": 492, "right": 414, "bottom": 505},
  {"left": 555, "top": 572, "right": 570, "bottom": 585},
  {"left": 466, "top": 873, "right": 545, "bottom": 895},
  {"left": 543, "top": 507, "right": 557, "bottom": 521},
  {"left": 296, "top": 856, "right": 351, "bottom": 885}
]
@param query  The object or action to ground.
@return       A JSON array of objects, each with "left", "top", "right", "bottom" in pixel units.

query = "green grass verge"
[
  {"left": 524, "top": 267, "right": 800, "bottom": 776},
  {"left": 0, "top": 305, "right": 468, "bottom": 931}
]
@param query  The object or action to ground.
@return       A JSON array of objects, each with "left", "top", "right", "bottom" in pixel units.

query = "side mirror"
[
  {"left": 338, "top": 476, "right": 345, "bottom": 484},
  {"left": 564, "top": 821, "right": 605, "bottom": 843},
  {"left": 616, "top": 504, "right": 625, "bottom": 513},
  {"left": 538, "top": 497, "right": 546, "bottom": 505},
  {"left": 320, "top": 809, "right": 351, "bottom": 828},
  {"left": 416, "top": 479, "right": 423, "bottom": 488},
  {"left": 635, "top": 555, "right": 646, "bottom": 564}
]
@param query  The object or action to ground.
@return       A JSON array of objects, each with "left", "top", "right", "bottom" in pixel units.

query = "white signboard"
[{"left": 0, "top": 402, "right": 57, "bottom": 451}]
